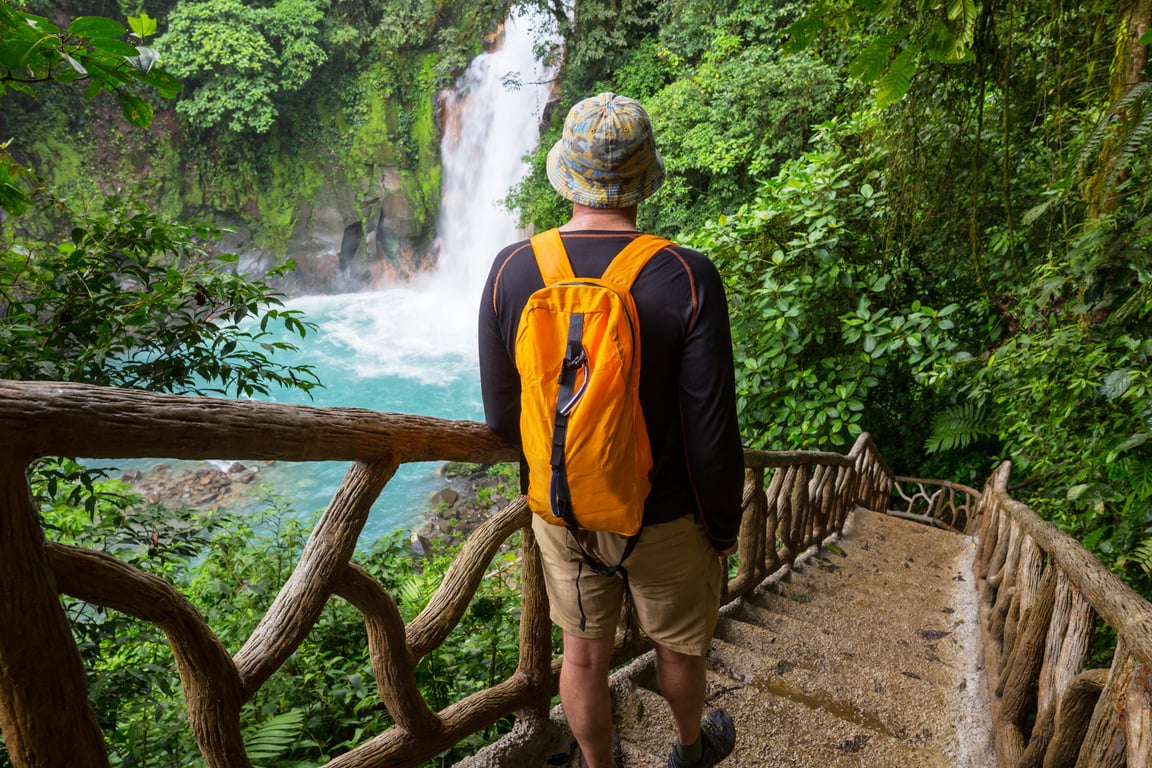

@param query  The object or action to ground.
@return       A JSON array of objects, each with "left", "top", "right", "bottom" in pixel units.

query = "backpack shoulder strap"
[
  {"left": 601, "top": 234, "right": 673, "bottom": 289},
  {"left": 529, "top": 228, "right": 575, "bottom": 286}
]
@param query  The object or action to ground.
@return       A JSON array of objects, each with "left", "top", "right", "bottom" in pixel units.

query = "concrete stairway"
[{"left": 564, "top": 508, "right": 998, "bottom": 768}]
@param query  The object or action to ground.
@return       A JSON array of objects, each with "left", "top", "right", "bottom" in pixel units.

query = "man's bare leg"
[
  {"left": 653, "top": 642, "right": 706, "bottom": 748},
  {"left": 561, "top": 632, "right": 616, "bottom": 768}
]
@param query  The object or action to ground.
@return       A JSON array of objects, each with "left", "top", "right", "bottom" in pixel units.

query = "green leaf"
[
  {"left": 938, "top": 0, "right": 978, "bottom": 60},
  {"left": 0, "top": 182, "right": 30, "bottom": 215},
  {"left": 782, "top": 14, "right": 825, "bottom": 55},
  {"left": 848, "top": 28, "right": 908, "bottom": 84},
  {"left": 90, "top": 37, "right": 141, "bottom": 57},
  {"left": 875, "top": 44, "right": 921, "bottom": 108},
  {"left": 117, "top": 92, "right": 153, "bottom": 128},
  {"left": 68, "top": 16, "right": 127, "bottom": 39},
  {"left": 136, "top": 66, "right": 182, "bottom": 98},
  {"left": 1140, "top": 28, "right": 1152, "bottom": 46},
  {"left": 128, "top": 13, "right": 158, "bottom": 40},
  {"left": 1066, "top": 484, "right": 1091, "bottom": 500}
]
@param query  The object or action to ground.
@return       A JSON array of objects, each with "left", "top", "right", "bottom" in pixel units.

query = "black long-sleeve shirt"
[{"left": 478, "top": 230, "right": 745, "bottom": 550}]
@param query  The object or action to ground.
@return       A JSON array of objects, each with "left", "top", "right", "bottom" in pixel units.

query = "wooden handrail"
[
  {"left": 890, "top": 475, "right": 981, "bottom": 532},
  {"left": 0, "top": 380, "right": 515, "bottom": 463},
  {"left": 973, "top": 461, "right": 1152, "bottom": 767}
]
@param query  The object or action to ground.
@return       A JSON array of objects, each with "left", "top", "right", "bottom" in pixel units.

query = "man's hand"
[{"left": 716, "top": 543, "right": 737, "bottom": 557}]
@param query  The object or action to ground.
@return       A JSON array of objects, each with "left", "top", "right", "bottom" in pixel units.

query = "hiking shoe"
[{"left": 666, "top": 709, "right": 736, "bottom": 768}]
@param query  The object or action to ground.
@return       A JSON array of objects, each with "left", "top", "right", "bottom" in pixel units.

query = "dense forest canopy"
[{"left": 2, "top": 0, "right": 1152, "bottom": 763}]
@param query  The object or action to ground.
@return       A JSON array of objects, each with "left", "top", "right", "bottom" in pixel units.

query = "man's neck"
[{"left": 559, "top": 203, "right": 639, "bottom": 232}]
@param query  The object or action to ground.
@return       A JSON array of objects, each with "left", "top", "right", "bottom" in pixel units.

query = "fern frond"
[
  {"left": 782, "top": 12, "right": 825, "bottom": 55},
  {"left": 1125, "top": 458, "right": 1152, "bottom": 499},
  {"left": 1125, "top": 537, "right": 1152, "bottom": 575},
  {"left": 875, "top": 44, "right": 921, "bottom": 108},
  {"left": 244, "top": 709, "right": 304, "bottom": 765},
  {"left": 1106, "top": 86, "right": 1152, "bottom": 189},
  {"left": 1109, "top": 279, "right": 1152, "bottom": 323},
  {"left": 1078, "top": 81, "right": 1152, "bottom": 179},
  {"left": 925, "top": 401, "right": 990, "bottom": 453},
  {"left": 1098, "top": 368, "right": 1133, "bottom": 401}
]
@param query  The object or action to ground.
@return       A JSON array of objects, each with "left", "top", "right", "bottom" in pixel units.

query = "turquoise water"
[
  {"left": 97, "top": 288, "right": 488, "bottom": 544},
  {"left": 252, "top": 290, "right": 486, "bottom": 541}
]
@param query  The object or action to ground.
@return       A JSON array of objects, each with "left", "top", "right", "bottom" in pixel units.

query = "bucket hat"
[{"left": 546, "top": 92, "right": 665, "bottom": 208}]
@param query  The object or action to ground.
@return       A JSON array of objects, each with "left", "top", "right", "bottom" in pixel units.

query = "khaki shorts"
[{"left": 531, "top": 513, "right": 723, "bottom": 657}]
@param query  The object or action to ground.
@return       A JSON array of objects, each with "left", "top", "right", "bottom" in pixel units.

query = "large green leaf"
[
  {"left": 89, "top": 37, "right": 141, "bottom": 57},
  {"left": 127, "top": 13, "right": 158, "bottom": 40},
  {"left": 67, "top": 16, "right": 126, "bottom": 39},
  {"left": 117, "top": 91, "right": 153, "bottom": 128},
  {"left": 848, "top": 28, "right": 909, "bottom": 84},
  {"left": 875, "top": 44, "right": 921, "bottom": 107},
  {"left": 136, "top": 65, "right": 182, "bottom": 98},
  {"left": 943, "top": 0, "right": 977, "bottom": 60}
]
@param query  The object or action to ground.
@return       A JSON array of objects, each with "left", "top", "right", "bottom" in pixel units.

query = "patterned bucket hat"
[{"left": 546, "top": 92, "right": 665, "bottom": 208}]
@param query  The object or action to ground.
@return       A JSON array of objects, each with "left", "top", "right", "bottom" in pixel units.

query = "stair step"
[
  {"left": 727, "top": 600, "right": 967, "bottom": 689},
  {"left": 781, "top": 523, "right": 972, "bottom": 599},
  {"left": 613, "top": 681, "right": 956, "bottom": 768},
  {"left": 525, "top": 508, "right": 993, "bottom": 768},
  {"left": 706, "top": 635, "right": 961, "bottom": 754}
]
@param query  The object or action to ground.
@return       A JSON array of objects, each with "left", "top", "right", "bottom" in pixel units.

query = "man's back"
[{"left": 478, "top": 229, "right": 744, "bottom": 550}]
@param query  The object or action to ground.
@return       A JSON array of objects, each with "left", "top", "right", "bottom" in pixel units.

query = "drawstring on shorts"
[{"left": 571, "top": 531, "right": 640, "bottom": 632}]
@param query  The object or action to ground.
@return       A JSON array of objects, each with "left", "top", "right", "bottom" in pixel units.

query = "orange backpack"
[{"left": 516, "top": 228, "right": 671, "bottom": 537}]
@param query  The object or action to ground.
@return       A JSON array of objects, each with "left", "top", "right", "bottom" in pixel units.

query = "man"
[{"left": 478, "top": 92, "right": 744, "bottom": 768}]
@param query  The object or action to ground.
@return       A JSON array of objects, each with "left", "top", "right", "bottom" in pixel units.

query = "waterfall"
[
  {"left": 298, "top": 8, "right": 558, "bottom": 382},
  {"left": 430, "top": 8, "right": 558, "bottom": 301}
]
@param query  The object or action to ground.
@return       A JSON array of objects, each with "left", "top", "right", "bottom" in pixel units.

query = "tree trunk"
[
  {"left": 0, "top": 454, "right": 108, "bottom": 767},
  {"left": 1086, "top": 0, "right": 1152, "bottom": 216}
]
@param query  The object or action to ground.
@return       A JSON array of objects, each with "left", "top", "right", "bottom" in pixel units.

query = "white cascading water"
[
  {"left": 430, "top": 8, "right": 558, "bottom": 302},
  {"left": 261, "top": 8, "right": 559, "bottom": 534}
]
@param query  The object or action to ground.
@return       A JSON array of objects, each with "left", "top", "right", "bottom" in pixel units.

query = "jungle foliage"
[{"left": 1, "top": 0, "right": 516, "bottom": 249}]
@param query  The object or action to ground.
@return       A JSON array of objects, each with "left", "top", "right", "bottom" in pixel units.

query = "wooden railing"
[
  {"left": 726, "top": 435, "right": 892, "bottom": 600},
  {"left": 0, "top": 380, "right": 896, "bottom": 768},
  {"left": 889, "top": 475, "right": 981, "bottom": 533},
  {"left": 974, "top": 461, "right": 1152, "bottom": 768}
]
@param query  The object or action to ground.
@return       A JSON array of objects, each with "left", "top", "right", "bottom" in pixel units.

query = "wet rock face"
[
  {"left": 275, "top": 176, "right": 437, "bottom": 295},
  {"left": 210, "top": 169, "right": 438, "bottom": 296}
]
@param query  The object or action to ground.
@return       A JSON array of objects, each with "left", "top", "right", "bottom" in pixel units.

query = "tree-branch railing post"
[{"left": 0, "top": 450, "right": 109, "bottom": 768}]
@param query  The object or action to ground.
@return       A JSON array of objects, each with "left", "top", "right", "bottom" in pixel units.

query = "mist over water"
[{"left": 253, "top": 9, "right": 557, "bottom": 540}]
